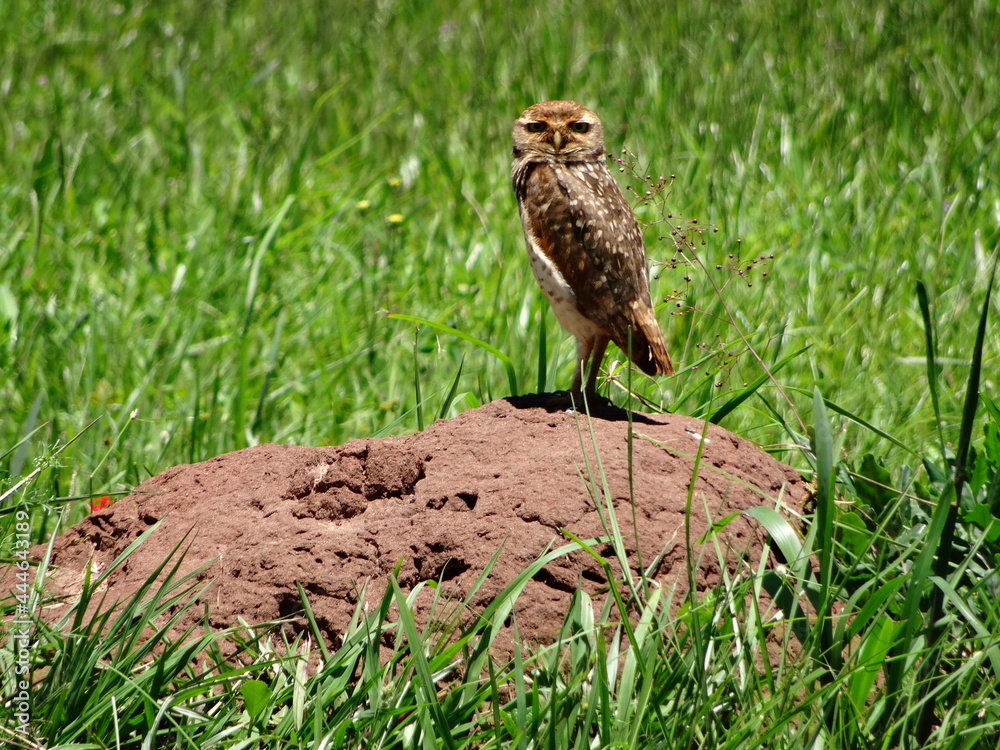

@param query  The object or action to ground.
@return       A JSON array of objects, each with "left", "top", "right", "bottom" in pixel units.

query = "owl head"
[{"left": 512, "top": 100, "right": 606, "bottom": 162}]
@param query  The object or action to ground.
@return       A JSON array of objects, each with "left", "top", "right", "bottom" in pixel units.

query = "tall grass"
[{"left": 2, "top": 0, "right": 996, "bottom": 499}]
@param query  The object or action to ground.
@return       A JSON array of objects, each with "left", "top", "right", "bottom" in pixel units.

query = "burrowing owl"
[{"left": 512, "top": 100, "right": 673, "bottom": 397}]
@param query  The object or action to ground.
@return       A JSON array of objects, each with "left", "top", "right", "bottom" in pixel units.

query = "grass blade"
[
  {"left": 437, "top": 355, "right": 465, "bottom": 421},
  {"left": 390, "top": 578, "right": 456, "bottom": 750},
  {"left": 388, "top": 313, "right": 518, "bottom": 396},
  {"left": 710, "top": 346, "right": 808, "bottom": 424},
  {"left": 916, "top": 255, "right": 997, "bottom": 742},
  {"left": 916, "top": 280, "right": 948, "bottom": 462},
  {"left": 413, "top": 326, "right": 424, "bottom": 431},
  {"left": 811, "top": 387, "right": 840, "bottom": 681}
]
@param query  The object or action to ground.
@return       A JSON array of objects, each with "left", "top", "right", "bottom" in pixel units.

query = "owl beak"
[{"left": 552, "top": 130, "right": 563, "bottom": 150}]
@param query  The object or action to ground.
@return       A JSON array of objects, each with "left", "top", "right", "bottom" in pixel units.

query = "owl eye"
[
  {"left": 525, "top": 122, "right": 546, "bottom": 133},
  {"left": 569, "top": 122, "right": 590, "bottom": 133}
]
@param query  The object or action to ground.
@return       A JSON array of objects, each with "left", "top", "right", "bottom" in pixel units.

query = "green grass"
[
  {"left": 2, "top": 0, "right": 997, "bottom": 493},
  {"left": 2, "top": 0, "right": 1000, "bottom": 747}
]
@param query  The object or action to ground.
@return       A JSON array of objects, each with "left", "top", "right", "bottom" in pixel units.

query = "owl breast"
[{"left": 522, "top": 226, "right": 605, "bottom": 343}]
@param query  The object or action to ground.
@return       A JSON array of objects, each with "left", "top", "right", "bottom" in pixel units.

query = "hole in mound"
[
  {"left": 275, "top": 591, "right": 305, "bottom": 621},
  {"left": 305, "top": 582, "right": 333, "bottom": 596},
  {"left": 581, "top": 568, "right": 606, "bottom": 585},
  {"left": 531, "top": 566, "right": 575, "bottom": 594},
  {"left": 425, "top": 492, "right": 478, "bottom": 511},
  {"left": 432, "top": 557, "right": 470, "bottom": 582}
]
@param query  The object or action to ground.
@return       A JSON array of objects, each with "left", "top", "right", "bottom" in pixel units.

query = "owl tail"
[{"left": 624, "top": 311, "right": 674, "bottom": 378}]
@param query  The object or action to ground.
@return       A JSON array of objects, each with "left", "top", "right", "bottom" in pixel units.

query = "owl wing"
[{"left": 514, "top": 159, "right": 673, "bottom": 376}]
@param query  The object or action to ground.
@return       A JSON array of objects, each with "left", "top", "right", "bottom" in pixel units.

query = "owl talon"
[{"left": 538, "top": 390, "right": 613, "bottom": 413}]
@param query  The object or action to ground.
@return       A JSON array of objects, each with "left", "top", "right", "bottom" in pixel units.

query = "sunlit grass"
[{"left": 2, "top": 0, "right": 996, "bottom": 499}]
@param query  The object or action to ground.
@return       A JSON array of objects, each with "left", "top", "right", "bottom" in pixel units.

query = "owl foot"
[
  {"left": 541, "top": 390, "right": 614, "bottom": 413},
  {"left": 505, "top": 392, "right": 664, "bottom": 424}
]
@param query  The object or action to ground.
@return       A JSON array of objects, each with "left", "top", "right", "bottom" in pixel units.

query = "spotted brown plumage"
[{"left": 511, "top": 100, "right": 673, "bottom": 396}]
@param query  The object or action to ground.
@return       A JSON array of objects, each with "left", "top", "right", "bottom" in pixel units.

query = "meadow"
[{"left": 1, "top": 0, "right": 999, "bottom": 747}]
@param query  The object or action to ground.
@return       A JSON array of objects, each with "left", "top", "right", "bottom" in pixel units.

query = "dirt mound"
[{"left": 31, "top": 396, "right": 805, "bottom": 649}]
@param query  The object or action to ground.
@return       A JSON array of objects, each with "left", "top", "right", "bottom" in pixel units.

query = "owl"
[{"left": 511, "top": 100, "right": 673, "bottom": 398}]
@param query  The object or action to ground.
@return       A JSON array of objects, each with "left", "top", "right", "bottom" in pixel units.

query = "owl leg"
[
  {"left": 584, "top": 334, "right": 610, "bottom": 396},
  {"left": 570, "top": 336, "right": 595, "bottom": 393}
]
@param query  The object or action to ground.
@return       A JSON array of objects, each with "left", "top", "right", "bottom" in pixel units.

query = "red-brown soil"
[{"left": 27, "top": 396, "right": 805, "bottom": 650}]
